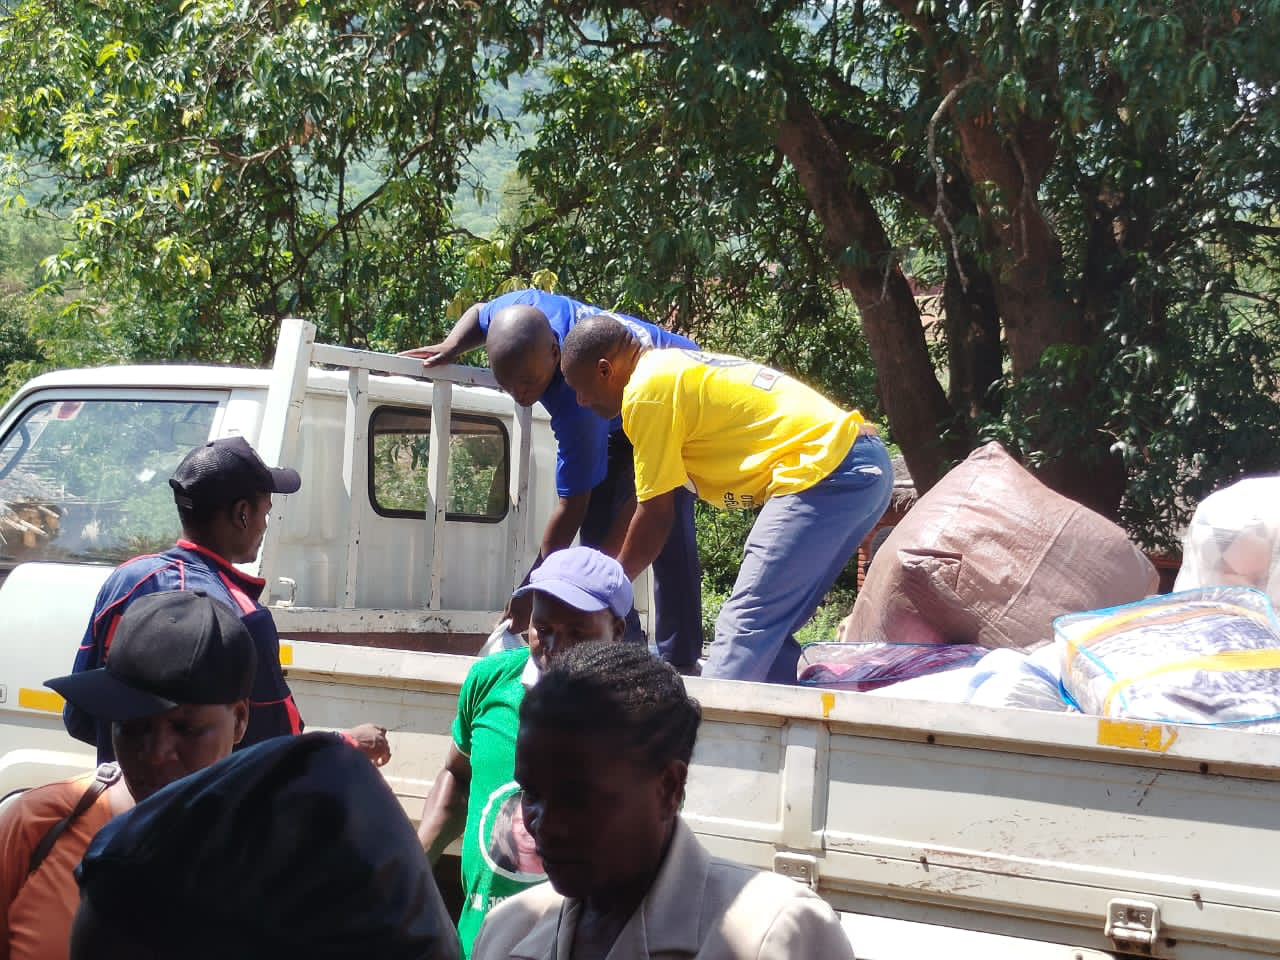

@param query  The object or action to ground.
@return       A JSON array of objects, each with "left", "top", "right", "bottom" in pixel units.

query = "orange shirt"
[{"left": 0, "top": 773, "right": 114, "bottom": 960}]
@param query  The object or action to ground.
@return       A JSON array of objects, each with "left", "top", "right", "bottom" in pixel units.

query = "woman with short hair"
[{"left": 472, "top": 642, "right": 855, "bottom": 960}]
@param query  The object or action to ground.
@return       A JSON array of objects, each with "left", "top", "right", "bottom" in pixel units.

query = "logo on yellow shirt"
[{"left": 751, "top": 368, "right": 780, "bottom": 391}]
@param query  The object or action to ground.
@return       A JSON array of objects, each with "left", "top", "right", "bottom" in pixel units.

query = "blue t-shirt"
[{"left": 477, "top": 290, "right": 697, "bottom": 497}]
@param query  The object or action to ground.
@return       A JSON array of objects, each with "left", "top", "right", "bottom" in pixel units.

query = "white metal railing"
[{"left": 256, "top": 318, "right": 532, "bottom": 610}]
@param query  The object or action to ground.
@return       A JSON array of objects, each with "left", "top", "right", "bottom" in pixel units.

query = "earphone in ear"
[{"left": 240, "top": 513, "right": 248, "bottom": 528}]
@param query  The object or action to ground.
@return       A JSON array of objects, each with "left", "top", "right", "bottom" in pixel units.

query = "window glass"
[
  {"left": 370, "top": 407, "right": 508, "bottom": 521},
  {"left": 0, "top": 399, "right": 218, "bottom": 568}
]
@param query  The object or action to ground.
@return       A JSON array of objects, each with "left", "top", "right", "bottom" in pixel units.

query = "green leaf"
[{"left": 96, "top": 40, "right": 124, "bottom": 67}]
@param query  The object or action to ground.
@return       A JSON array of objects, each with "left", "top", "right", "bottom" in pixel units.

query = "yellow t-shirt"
[{"left": 622, "top": 349, "right": 864, "bottom": 508}]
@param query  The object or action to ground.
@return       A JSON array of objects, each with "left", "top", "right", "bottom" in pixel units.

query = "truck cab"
[{"left": 0, "top": 319, "right": 599, "bottom": 789}]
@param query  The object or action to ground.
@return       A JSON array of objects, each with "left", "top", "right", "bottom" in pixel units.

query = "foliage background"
[{"left": 3, "top": 0, "right": 1279, "bottom": 641}]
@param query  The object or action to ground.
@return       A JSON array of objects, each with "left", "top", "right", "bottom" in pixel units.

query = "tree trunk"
[
  {"left": 949, "top": 100, "right": 1128, "bottom": 515},
  {"left": 776, "top": 92, "right": 966, "bottom": 491},
  {"left": 943, "top": 250, "right": 1002, "bottom": 426}
]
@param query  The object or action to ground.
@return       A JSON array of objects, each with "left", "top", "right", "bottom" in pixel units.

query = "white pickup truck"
[{"left": 1, "top": 321, "right": 1277, "bottom": 960}]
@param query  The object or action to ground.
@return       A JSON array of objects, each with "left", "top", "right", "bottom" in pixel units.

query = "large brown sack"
[{"left": 844, "top": 441, "right": 1158, "bottom": 650}]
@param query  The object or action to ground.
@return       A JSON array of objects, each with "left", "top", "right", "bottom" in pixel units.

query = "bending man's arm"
[
  {"left": 541, "top": 491, "right": 591, "bottom": 558},
  {"left": 417, "top": 743, "right": 473, "bottom": 861},
  {"left": 617, "top": 489, "right": 676, "bottom": 581},
  {"left": 597, "top": 496, "right": 636, "bottom": 557},
  {"left": 504, "top": 491, "right": 593, "bottom": 632},
  {"left": 400, "top": 303, "right": 487, "bottom": 366}
]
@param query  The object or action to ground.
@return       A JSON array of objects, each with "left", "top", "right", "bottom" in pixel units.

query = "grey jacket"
[{"left": 471, "top": 818, "right": 855, "bottom": 960}]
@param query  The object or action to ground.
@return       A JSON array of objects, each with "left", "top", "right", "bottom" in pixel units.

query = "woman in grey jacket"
[{"left": 472, "top": 642, "right": 855, "bottom": 960}]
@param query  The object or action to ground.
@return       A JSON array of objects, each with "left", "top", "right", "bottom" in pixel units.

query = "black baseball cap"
[
  {"left": 46, "top": 590, "right": 257, "bottom": 721},
  {"left": 169, "top": 436, "right": 301, "bottom": 511}
]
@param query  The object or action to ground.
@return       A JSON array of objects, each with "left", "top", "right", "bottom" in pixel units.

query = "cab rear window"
[
  {"left": 369, "top": 406, "right": 508, "bottom": 522},
  {"left": 0, "top": 398, "right": 217, "bottom": 568}
]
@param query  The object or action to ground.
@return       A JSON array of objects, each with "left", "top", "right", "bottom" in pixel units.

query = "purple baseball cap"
[{"left": 512, "top": 547, "right": 633, "bottom": 617}]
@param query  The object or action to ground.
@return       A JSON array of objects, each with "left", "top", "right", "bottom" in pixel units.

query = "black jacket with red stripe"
[{"left": 65, "top": 539, "right": 304, "bottom": 762}]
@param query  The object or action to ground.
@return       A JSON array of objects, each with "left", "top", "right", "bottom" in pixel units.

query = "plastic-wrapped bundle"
[
  {"left": 797, "top": 641, "right": 986, "bottom": 692},
  {"left": 863, "top": 644, "right": 1073, "bottom": 709},
  {"left": 1056, "top": 586, "right": 1280, "bottom": 731},
  {"left": 1174, "top": 476, "right": 1280, "bottom": 608},
  {"left": 965, "top": 646, "right": 1072, "bottom": 712},
  {"left": 477, "top": 618, "right": 524, "bottom": 656}
]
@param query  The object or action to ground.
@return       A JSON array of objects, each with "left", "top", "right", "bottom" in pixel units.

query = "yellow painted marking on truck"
[
  {"left": 1096, "top": 718, "right": 1179, "bottom": 753},
  {"left": 821, "top": 692, "right": 835, "bottom": 718},
  {"left": 19, "top": 688, "right": 64, "bottom": 714},
  {"left": 279, "top": 643, "right": 293, "bottom": 666}
]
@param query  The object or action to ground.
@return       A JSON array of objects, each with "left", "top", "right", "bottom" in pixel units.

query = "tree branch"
[
  {"left": 823, "top": 114, "right": 935, "bottom": 216},
  {"left": 928, "top": 76, "right": 977, "bottom": 288},
  {"left": 1230, "top": 220, "right": 1280, "bottom": 238}
]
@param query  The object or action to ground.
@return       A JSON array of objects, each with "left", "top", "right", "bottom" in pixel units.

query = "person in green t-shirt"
[{"left": 416, "top": 547, "right": 634, "bottom": 958}]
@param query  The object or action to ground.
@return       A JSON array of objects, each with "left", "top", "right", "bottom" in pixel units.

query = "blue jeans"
[
  {"left": 703, "top": 434, "right": 893, "bottom": 683},
  {"left": 580, "top": 430, "right": 703, "bottom": 667}
]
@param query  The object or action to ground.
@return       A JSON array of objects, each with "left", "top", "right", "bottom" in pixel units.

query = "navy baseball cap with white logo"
[
  {"left": 46, "top": 590, "right": 257, "bottom": 721},
  {"left": 169, "top": 436, "right": 301, "bottom": 511}
]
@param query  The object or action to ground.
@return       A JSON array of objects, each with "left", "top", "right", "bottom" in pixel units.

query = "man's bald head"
[
  {"left": 559, "top": 314, "right": 638, "bottom": 371},
  {"left": 560, "top": 315, "right": 646, "bottom": 421},
  {"left": 488, "top": 305, "right": 560, "bottom": 407}
]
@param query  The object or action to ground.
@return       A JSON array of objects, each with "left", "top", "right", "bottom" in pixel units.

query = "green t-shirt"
[{"left": 453, "top": 647, "right": 547, "bottom": 957}]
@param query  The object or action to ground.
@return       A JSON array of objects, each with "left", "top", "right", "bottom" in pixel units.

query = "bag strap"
[{"left": 27, "top": 762, "right": 121, "bottom": 877}]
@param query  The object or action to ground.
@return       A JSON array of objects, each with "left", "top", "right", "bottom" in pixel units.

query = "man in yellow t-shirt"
[{"left": 562, "top": 315, "right": 893, "bottom": 683}]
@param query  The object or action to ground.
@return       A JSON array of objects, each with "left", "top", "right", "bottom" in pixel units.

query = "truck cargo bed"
[{"left": 287, "top": 640, "right": 1280, "bottom": 960}]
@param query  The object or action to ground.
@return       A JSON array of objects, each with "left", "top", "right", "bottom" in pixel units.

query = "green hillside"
[
  {"left": 338, "top": 73, "right": 538, "bottom": 237},
  {"left": 453, "top": 77, "right": 538, "bottom": 236}
]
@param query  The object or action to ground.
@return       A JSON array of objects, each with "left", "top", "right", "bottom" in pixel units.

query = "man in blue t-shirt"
[{"left": 403, "top": 290, "right": 702, "bottom": 671}]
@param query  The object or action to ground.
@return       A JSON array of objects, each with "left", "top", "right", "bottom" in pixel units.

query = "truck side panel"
[
  {"left": 0, "top": 562, "right": 107, "bottom": 787},
  {"left": 285, "top": 642, "right": 1280, "bottom": 960},
  {"left": 267, "top": 390, "right": 553, "bottom": 614}
]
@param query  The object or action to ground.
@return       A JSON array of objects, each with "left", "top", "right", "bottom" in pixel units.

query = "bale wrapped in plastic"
[
  {"left": 1174, "top": 476, "right": 1280, "bottom": 608},
  {"left": 797, "top": 641, "right": 986, "bottom": 692},
  {"left": 843, "top": 442, "right": 1157, "bottom": 651},
  {"left": 861, "top": 644, "right": 1072, "bottom": 709},
  {"left": 1056, "top": 586, "right": 1280, "bottom": 731},
  {"left": 965, "top": 646, "right": 1072, "bottom": 713}
]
